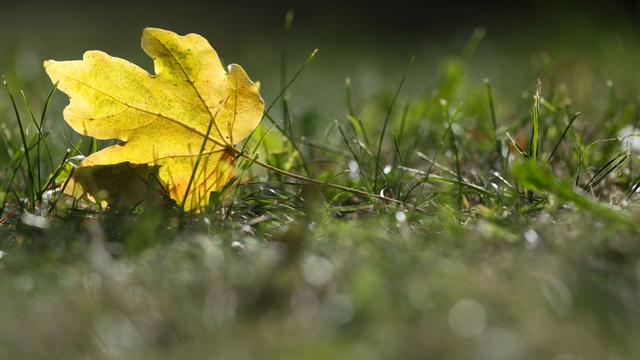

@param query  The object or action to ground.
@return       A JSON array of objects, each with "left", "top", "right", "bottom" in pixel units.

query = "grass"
[{"left": 2, "top": 15, "right": 640, "bottom": 359}]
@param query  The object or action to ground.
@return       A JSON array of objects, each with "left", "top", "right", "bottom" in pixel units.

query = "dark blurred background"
[
  {"left": 3, "top": 0, "right": 640, "bottom": 126},
  {"left": 3, "top": 0, "right": 638, "bottom": 42}
]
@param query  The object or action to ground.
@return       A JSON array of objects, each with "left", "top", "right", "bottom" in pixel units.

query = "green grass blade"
[
  {"left": 582, "top": 151, "right": 629, "bottom": 193},
  {"left": 336, "top": 121, "right": 370, "bottom": 190},
  {"left": 280, "top": 9, "right": 295, "bottom": 137},
  {"left": 484, "top": 79, "right": 502, "bottom": 162},
  {"left": 3, "top": 78, "right": 36, "bottom": 210},
  {"left": 513, "top": 159, "right": 633, "bottom": 227},
  {"left": 241, "top": 49, "right": 318, "bottom": 176},
  {"left": 37, "top": 149, "right": 71, "bottom": 198},
  {"left": 448, "top": 119, "right": 463, "bottom": 211},
  {"left": 529, "top": 81, "right": 541, "bottom": 161},
  {"left": 181, "top": 114, "right": 217, "bottom": 214},
  {"left": 547, "top": 112, "right": 580, "bottom": 163},
  {"left": 373, "top": 56, "right": 414, "bottom": 191},
  {"left": 392, "top": 133, "right": 404, "bottom": 199}
]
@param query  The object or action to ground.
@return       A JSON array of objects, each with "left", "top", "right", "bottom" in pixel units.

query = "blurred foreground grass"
[{"left": 2, "top": 13, "right": 640, "bottom": 359}]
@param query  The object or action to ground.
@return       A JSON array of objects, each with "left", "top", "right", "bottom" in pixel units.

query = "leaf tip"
[
  {"left": 142, "top": 26, "right": 164, "bottom": 34},
  {"left": 43, "top": 60, "right": 57, "bottom": 74},
  {"left": 142, "top": 27, "right": 172, "bottom": 42}
]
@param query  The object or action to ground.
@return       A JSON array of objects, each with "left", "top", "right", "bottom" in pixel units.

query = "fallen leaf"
[{"left": 45, "top": 27, "right": 264, "bottom": 211}]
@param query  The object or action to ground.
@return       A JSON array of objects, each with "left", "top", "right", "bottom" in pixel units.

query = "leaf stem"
[{"left": 231, "top": 147, "right": 407, "bottom": 206}]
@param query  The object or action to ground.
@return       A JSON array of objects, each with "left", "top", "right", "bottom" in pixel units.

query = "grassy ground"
[{"left": 2, "top": 13, "right": 640, "bottom": 359}]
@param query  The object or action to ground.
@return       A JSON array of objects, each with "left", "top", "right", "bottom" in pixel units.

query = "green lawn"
[{"left": 2, "top": 12, "right": 640, "bottom": 359}]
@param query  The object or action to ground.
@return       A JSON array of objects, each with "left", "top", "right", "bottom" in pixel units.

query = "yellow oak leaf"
[{"left": 44, "top": 27, "right": 264, "bottom": 211}]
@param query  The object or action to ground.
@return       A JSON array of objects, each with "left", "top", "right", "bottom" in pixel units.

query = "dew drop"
[
  {"left": 448, "top": 298, "right": 486, "bottom": 338},
  {"left": 302, "top": 255, "right": 334, "bottom": 287},
  {"left": 395, "top": 211, "right": 407, "bottom": 223},
  {"left": 523, "top": 229, "right": 540, "bottom": 250}
]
